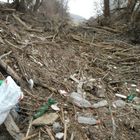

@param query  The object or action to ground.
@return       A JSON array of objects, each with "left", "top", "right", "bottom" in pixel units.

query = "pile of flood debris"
[{"left": 0, "top": 6, "right": 140, "bottom": 140}]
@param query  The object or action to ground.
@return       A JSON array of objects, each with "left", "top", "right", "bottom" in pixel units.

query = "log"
[
  {"left": 4, "top": 114, "right": 24, "bottom": 140},
  {"left": 0, "top": 59, "right": 21, "bottom": 83}
]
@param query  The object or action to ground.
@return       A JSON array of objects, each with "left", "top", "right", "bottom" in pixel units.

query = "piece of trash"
[
  {"left": 113, "top": 100, "right": 126, "bottom": 108},
  {"left": 69, "top": 92, "right": 91, "bottom": 108},
  {"left": 78, "top": 115, "right": 100, "bottom": 125},
  {"left": 127, "top": 94, "right": 136, "bottom": 101},
  {"left": 92, "top": 100, "right": 108, "bottom": 108},
  {"left": 33, "top": 98, "right": 57, "bottom": 119},
  {"left": 59, "top": 90, "right": 68, "bottom": 96},
  {"left": 133, "top": 97, "right": 140, "bottom": 104},
  {"left": 115, "top": 94, "right": 127, "bottom": 99},
  {"left": 53, "top": 122, "right": 63, "bottom": 133},
  {"left": 51, "top": 104, "right": 60, "bottom": 111},
  {"left": 136, "top": 88, "right": 140, "bottom": 93},
  {"left": 131, "top": 84, "right": 137, "bottom": 87},
  {"left": 55, "top": 132, "right": 64, "bottom": 139},
  {"left": 133, "top": 105, "right": 140, "bottom": 110},
  {"left": 77, "top": 81, "right": 85, "bottom": 95},
  {"left": 127, "top": 83, "right": 137, "bottom": 101},
  {"left": 83, "top": 78, "right": 106, "bottom": 98},
  {"left": 0, "top": 76, "right": 23, "bottom": 124},
  {"left": 28, "top": 79, "right": 34, "bottom": 89},
  {"left": 32, "top": 113, "right": 59, "bottom": 126},
  {"left": 0, "top": 80, "right": 3, "bottom": 86}
]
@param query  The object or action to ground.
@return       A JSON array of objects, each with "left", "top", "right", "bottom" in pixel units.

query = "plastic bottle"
[
  {"left": 33, "top": 98, "right": 57, "bottom": 119},
  {"left": 113, "top": 100, "right": 126, "bottom": 108},
  {"left": 78, "top": 116, "right": 100, "bottom": 125},
  {"left": 127, "top": 84, "right": 137, "bottom": 101},
  {"left": 69, "top": 92, "right": 91, "bottom": 108},
  {"left": 92, "top": 100, "right": 108, "bottom": 108},
  {"left": 0, "top": 80, "right": 3, "bottom": 86}
]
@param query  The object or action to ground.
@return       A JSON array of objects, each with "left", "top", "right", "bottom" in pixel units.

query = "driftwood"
[
  {"left": 0, "top": 51, "right": 12, "bottom": 60},
  {"left": 26, "top": 28, "right": 43, "bottom": 33},
  {"left": 0, "top": 59, "right": 21, "bottom": 83},
  {"left": 71, "top": 34, "right": 101, "bottom": 47},
  {"left": 4, "top": 114, "right": 24, "bottom": 140},
  {"left": 5, "top": 39, "right": 23, "bottom": 51},
  {"left": 13, "top": 14, "right": 31, "bottom": 29},
  {"left": 0, "top": 8, "right": 16, "bottom": 12}
]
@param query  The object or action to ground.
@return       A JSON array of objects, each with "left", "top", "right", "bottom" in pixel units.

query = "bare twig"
[
  {"left": 5, "top": 39, "right": 23, "bottom": 50},
  {"left": 63, "top": 121, "right": 68, "bottom": 140},
  {"left": 45, "top": 127, "right": 55, "bottom": 140},
  {"left": 13, "top": 14, "right": 30, "bottom": 29},
  {"left": 25, "top": 118, "right": 33, "bottom": 137},
  {"left": 22, "top": 133, "right": 38, "bottom": 140},
  {"left": 0, "top": 51, "right": 12, "bottom": 59}
]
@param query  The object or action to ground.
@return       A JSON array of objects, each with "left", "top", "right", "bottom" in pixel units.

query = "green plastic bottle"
[
  {"left": 33, "top": 98, "right": 57, "bottom": 119},
  {"left": 0, "top": 80, "right": 4, "bottom": 86},
  {"left": 127, "top": 84, "right": 136, "bottom": 101}
]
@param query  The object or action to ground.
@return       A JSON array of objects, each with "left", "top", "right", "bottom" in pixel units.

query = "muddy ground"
[{"left": 0, "top": 6, "right": 140, "bottom": 140}]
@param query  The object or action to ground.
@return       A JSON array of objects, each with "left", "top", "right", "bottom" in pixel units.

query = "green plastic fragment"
[
  {"left": 0, "top": 80, "right": 4, "bottom": 86},
  {"left": 127, "top": 94, "right": 136, "bottom": 101},
  {"left": 33, "top": 98, "right": 57, "bottom": 119}
]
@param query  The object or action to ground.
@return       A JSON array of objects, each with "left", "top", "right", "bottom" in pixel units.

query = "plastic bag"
[{"left": 0, "top": 76, "right": 23, "bottom": 124}]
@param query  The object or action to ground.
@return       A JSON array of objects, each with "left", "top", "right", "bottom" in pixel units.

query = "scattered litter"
[
  {"left": 127, "top": 94, "right": 136, "bottom": 102},
  {"left": 92, "top": 100, "right": 108, "bottom": 108},
  {"left": 51, "top": 104, "right": 60, "bottom": 111},
  {"left": 83, "top": 78, "right": 106, "bottom": 98},
  {"left": 55, "top": 132, "right": 64, "bottom": 139},
  {"left": 59, "top": 90, "right": 68, "bottom": 96},
  {"left": 78, "top": 115, "right": 100, "bottom": 125},
  {"left": 77, "top": 80, "right": 85, "bottom": 95},
  {"left": 136, "top": 88, "right": 140, "bottom": 93},
  {"left": 53, "top": 122, "right": 63, "bottom": 133},
  {"left": 131, "top": 84, "right": 137, "bottom": 87},
  {"left": 133, "top": 97, "right": 140, "bottom": 104},
  {"left": 32, "top": 113, "right": 59, "bottom": 126},
  {"left": 115, "top": 94, "right": 127, "bottom": 99},
  {"left": 133, "top": 105, "right": 140, "bottom": 110},
  {"left": 0, "top": 76, "right": 23, "bottom": 124},
  {"left": 33, "top": 98, "right": 57, "bottom": 119},
  {"left": 27, "top": 79, "right": 34, "bottom": 89},
  {"left": 0, "top": 80, "right": 3, "bottom": 86},
  {"left": 113, "top": 100, "right": 126, "bottom": 108},
  {"left": 69, "top": 92, "right": 91, "bottom": 108}
]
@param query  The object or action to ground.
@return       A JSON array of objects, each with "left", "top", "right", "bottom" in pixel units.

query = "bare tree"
[{"left": 104, "top": 0, "right": 110, "bottom": 17}]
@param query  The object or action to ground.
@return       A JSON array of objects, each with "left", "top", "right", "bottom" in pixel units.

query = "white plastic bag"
[{"left": 0, "top": 76, "right": 23, "bottom": 124}]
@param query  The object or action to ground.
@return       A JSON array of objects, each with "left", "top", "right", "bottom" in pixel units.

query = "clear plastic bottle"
[
  {"left": 78, "top": 116, "right": 100, "bottom": 125},
  {"left": 69, "top": 92, "right": 91, "bottom": 108},
  {"left": 92, "top": 100, "right": 108, "bottom": 108},
  {"left": 113, "top": 100, "right": 126, "bottom": 108}
]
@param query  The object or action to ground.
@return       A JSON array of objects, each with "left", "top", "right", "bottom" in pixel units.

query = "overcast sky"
[
  {"left": 0, "top": 0, "right": 102, "bottom": 19},
  {"left": 68, "top": 0, "right": 102, "bottom": 19}
]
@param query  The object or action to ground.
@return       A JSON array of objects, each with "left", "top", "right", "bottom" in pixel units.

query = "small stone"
[{"left": 55, "top": 133, "right": 64, "bottom": 139}]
